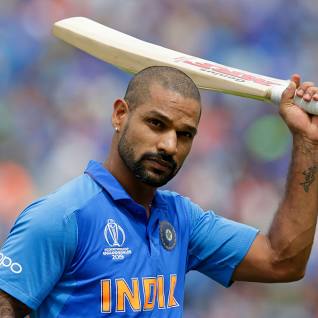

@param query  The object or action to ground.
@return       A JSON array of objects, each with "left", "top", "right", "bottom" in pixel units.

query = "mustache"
[{"left": 140, "top": 152, "right": 177, "bottom": 169}]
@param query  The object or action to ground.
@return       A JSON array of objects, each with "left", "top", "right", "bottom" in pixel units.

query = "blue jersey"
[{"left": 0, "top": 161, "right": 258, "bottom": 317}]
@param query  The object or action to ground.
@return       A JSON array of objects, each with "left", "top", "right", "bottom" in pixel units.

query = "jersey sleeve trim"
[
  {"left": 191, "top": 229, "right": 259, "bottom": 287},
  {"left": 219, "top": 229, "right": 259, "bottom": 287},
  {"left": 0, "top": 278, "right": 40, "bottom": 310}
]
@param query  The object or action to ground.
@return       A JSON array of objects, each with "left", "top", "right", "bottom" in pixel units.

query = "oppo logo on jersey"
[
  {"left": 101, "top": 274, "right": 179, "bottom": 313},
  {"left": 0, "top": 253, "right": 23, "bottom": 274}
]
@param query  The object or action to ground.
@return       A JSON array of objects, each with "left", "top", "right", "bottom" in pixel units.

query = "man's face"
[{"left": 117, "top": 83, "right": 201, "bottom": 187}]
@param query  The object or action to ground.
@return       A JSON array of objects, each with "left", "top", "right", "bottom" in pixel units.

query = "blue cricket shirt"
[{"left": 0, "top": 160, "right": 258, "bottom": 317}]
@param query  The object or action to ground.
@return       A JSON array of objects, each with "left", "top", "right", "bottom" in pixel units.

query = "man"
[{"left": 1, "top": 66, "right": 318, "bottom": 317}]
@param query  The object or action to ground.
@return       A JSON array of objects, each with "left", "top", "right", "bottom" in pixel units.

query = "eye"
[
  {"left": 147, "top": 118, "right": 164, "bottom": 129},
  {"left": 177, "top": 131, "right": 193, "bottom": 139}
]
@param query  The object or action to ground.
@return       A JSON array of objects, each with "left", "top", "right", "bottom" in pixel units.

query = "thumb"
[{"left": 281, "top": 81, "right": 297, "bottom": 104}]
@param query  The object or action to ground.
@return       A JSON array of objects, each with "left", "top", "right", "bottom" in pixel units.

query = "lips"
[{"left": 145, "top": 158, "right": 173, "bottom": 170}]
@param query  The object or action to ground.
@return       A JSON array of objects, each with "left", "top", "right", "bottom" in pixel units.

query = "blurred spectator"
[{"left": 0, "top": 161, "right": 35, "bottom": 240}]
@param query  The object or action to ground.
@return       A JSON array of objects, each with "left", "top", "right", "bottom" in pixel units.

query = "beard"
[{"left": 118, "top": 127, "right": 178, "bottom": 187}]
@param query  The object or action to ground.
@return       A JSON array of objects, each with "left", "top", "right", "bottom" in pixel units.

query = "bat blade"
[{"left": 52, "top": 17, "right": 318, "bottom": 115}]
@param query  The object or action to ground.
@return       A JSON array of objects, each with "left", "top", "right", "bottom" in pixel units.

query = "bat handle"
[
  {"left": 293, "top": 95, "right": 318, "bottom": 115},
  {"left": 271, "top": 83, "right": 318, "bottom": 115}
]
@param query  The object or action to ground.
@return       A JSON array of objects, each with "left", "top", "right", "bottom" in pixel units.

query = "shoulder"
[
  {"left": 45, "top": 173, "right": 103, "bottom": 214},
  {"left": 158, "top": 189, "right": 203, "bottom": 214},
  {"left": 157, "top": 189, "right": 192, "bottom": 205},
  {"left": 12, "top": 174, "right": 103, "bottom": 237},
  {"left": 157, "top": 190, "right": 207, "bottom": 230},
  {"left": 24, "top": 173, "right": 101, "bottom": 217}
]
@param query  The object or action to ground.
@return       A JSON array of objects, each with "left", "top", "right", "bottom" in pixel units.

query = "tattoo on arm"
[
  {"left": 0, "top": 291, "right": 30, "bottom": 318},
  {"left": 300, "top": 165, "right": 318, "bottom": 192}
]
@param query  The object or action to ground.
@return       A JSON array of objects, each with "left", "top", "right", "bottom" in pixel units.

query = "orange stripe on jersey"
[
  {"left": 167, "top": 274, "right": 179, "bottom": 308},
  {"left": 142, "top": 278, "right": 157, "bottom": 311},
  {"left": 157, "top": 275, "right": 165, "bottom": 309},
  {"left": 101, "top": 279, "right": 111, "bottom": 313},
  {"left": 116, "top": 278, "right": 141, "bottom": 312}
]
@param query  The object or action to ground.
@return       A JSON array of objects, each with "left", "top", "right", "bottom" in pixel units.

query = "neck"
[{"left": 104, "top": 151, "right": 156, "bottom": 211}]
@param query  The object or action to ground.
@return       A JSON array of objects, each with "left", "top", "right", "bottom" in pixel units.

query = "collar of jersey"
[{"left": 84, "top": 160, "right": 167, "bottom": 209}]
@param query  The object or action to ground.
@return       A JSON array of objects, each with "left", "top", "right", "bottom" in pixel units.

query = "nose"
[{"left": 157, "top": 130, "right": 177, "bottom": 156}]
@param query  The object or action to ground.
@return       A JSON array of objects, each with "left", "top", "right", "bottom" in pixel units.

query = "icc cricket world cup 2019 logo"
[
  {"left": 103, "top": 219, "right": 131, "bottom": 260},
  {"left": 104, "top": 219, "right": 126, "bottom": 247}
]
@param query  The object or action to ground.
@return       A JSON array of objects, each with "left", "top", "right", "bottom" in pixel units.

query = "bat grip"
[
  {"left": 271, "top": 84, "right": 318, "bottom": 115},
  {"left": 293, "top": 95, "right": 318, "bottom": 115}
]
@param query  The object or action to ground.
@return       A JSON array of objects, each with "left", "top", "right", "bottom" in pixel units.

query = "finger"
[
  {"left": 290, "top": 74, "right": 301, "bottom": 88},
  {"left": 302, "top": 86, "right": 318, "bottom": 102},
  {"left": 296, "top": 82, "right": 315, "bottom": 98},
  {"left": 281, "top": 81, "right": 297, "bottom": 103}
]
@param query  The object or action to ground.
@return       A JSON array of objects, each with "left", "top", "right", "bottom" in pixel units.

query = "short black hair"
[{"left": 124, "top": 66, "right": 201, "bottom": 110}]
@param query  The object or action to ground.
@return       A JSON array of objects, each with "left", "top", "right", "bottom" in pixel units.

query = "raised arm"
[
  {"left": 233, "top": 74, "right": 318, "bottom": 282},
  {"left": 0, "top": 290, "right": 30, "bottom": 318}
]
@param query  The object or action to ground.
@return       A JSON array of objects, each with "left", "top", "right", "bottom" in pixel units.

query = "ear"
[{"left": 112, "top": 99, "right": 129, "bottom": 132}]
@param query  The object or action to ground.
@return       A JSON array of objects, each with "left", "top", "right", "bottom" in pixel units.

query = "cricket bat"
[{"left": 52, "top": 17, "right": 318, "bottom": 115}]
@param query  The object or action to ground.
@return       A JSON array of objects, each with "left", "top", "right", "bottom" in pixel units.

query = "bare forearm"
[
  {"left": 0, "top": 291, "right": 29, "bottom": 318},
  {"left": 268, "top": 135, "right": 318, "bottom": 278},
  {"left": 233, "top": 77, "right": 318, "bottom": 283}
]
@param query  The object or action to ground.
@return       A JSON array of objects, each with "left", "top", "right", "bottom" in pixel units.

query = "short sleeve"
[
  {"left": 185, "top": 199, "right": 259, "bottom": 287},
  {"left": 0, "top": 198, "right": 77, "bottom": 310}
]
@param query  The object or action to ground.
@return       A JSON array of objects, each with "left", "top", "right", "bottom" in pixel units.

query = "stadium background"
[{"left": 1, "top": 0, "right": 318, "bottom": 317}]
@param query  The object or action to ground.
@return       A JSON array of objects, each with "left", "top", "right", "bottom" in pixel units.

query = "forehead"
[{"left": 134, "top": 82, "right": 201, "bottom": 126}]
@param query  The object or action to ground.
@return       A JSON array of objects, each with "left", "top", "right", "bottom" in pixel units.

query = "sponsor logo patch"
[{"left": 0, "top": 253, "right": 23, "bottom": 274}]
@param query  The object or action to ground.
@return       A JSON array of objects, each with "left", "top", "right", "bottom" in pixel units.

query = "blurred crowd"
[{"left": 1, "top": 0, "right": 318, "bottom": 317}]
